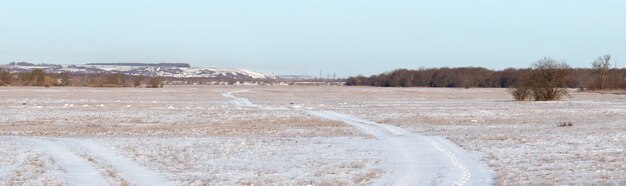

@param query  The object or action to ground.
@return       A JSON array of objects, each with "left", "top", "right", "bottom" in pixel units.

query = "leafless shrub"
[
  {"left": 0, "top": 69, "right": 11, "bottom": 85},
  {"left": 148, "top": 77, "right": 163, "bottom": 88},
  {"left": 133, "top": 75, "right": 144, "bottom": 87},
  {"left": 509, "top": 85, "right": 532, "bottom": 101},
  {"left": 591, "top": 54, "right": 613, "bottom": 90},
  {"left": 352, "top": 169, "right": 381, "bottom": 184},
  {"left": 510, "top": 57, "right": 571, "bottom": 101}
]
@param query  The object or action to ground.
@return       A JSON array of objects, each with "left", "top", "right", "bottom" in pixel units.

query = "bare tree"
[
  {"left": 60, "top": 71, "right": 71, "bottom": 86},
  {"left": 591, "top": 54, "right": 612, "bottom": 90},
  {"left": 30, "top": 69, "right": 46, "bottom": 86}
]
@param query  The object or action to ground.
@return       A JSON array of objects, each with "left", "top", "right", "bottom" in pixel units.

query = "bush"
[
  {"left": 509, "top": 86, "right": 532, "bottom": 101},
  {"left": 0, "top": 70, "right": 12, "bottom": 85},
  {"left": 30, "top": 69, "right": 46, "bottom": 86},
  {"left": 148, "top": 77, "right": 163, "bottom": 88},
  {"left": 133, "top": 76, "right": 144, "bottom": 87},
  {"left": 510, "top": 57, "right": 571, "bottom": 101}
]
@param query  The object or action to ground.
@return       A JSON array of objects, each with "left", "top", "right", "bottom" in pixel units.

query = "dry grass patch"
[{"left": 0, "top": 117, "right": 357, "bottom": 137}]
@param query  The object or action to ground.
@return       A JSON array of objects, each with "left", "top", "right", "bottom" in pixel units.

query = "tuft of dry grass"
[
  {"left": 352, "top": 169, "right": 382, "bottom": 184},
  {"left": 557, "top": 121, "right": 573, "bottom": 127}
]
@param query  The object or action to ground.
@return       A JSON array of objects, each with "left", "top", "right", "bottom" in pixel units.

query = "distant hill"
[
  {"left": 277, "top": 75, "right": 317, "bottom": 80},
  {"left": 2, "top": 62, "right": 275, "bottom": 80},
  {"left": 85, "top": 63, "right": 191, "bottom": 68}
]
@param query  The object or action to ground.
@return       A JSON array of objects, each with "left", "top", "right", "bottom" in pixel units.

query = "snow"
[
  {"left": 0, "top": 139, "right": 28, "bottom": 183},
  {"left": 308, "top": 111, "right": 494, "bottom": 185},
  {"left": 23, "top": 138, "right": 109, "bottom": 186},
  {"left": 154, "top": 66, "right": 275, "bottom": 79},
  {"left": 226, "top": 90, "right": 494, "bottom": 185},
  {"left": 90, "top": 136, "right": 379, "bottom": 185},
  {"left": 237, "top": 86, "right": 626, "bottom": 184},
  {"left": 221, "top": 90, "right": 257, "bottom": 107},
  {"left": 7, "top": 64, "right": 276, "bottom": 79},
  {"left": 2, "top": 86, "right": 625, "bottom": 185},
  {"left": 0, "top": 139, "right": 67, "bottom": 185},
  {"left": 62, "top": 138, "right": 175, "bottom": 186}
]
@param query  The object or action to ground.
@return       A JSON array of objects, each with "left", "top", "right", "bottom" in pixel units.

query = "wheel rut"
[{"left": 224, "top": 90, "right": 495, "bottom": 186}]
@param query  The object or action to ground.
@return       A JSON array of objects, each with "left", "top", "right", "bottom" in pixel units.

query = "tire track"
[
  {"left": 0, "top": 152, "right": 27, "bottom": 184},
  {"left": 61, "top": 138, "right": 175, "bottom": 186},
  {"left": 23, "top": 138, "right": 175, "bottom": 186},
  {"left": 24, "top": 138, "right": 109, "bottom": 186},
  {"left": 224, "top": 90, "right": 494, "bottom": 186},
  {"left": 221, "top": 90, "right": 256, "bottom": 107}
]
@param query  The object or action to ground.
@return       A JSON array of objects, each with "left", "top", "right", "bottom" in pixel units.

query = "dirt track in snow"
[
  {"left": 22, "top": 137, "right": 173, "bottom": 186},
  {"left": 3, "top": 86, "right": 625, "bottom": 185},
  {"left": 25, "top": 138, "right": 110, "bottom": 185},
  {"left": 0, "top": 87, "right": 376, "bottom": 185},
  {"left": 225, "top": 90, "right": 494, "bottom": 185}
]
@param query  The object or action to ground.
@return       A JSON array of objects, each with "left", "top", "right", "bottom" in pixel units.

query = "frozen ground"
[
  {"left": 0, "top": 88, "right": 354, "bottom": 137},
  {"left": 1, "top": 86, "right": 625, "bottom": 185},
  {"left": 0, "top": 87, "right": 378, "bottom": 185},
  {"left": 242, "top": 86, "right": 626, "bottom": 185},
  {"left": 225, "top": 90, "right": 493, "bottom": 185},
  {"left": 307, "top": 111, "right": 493, "bottom": 185}
]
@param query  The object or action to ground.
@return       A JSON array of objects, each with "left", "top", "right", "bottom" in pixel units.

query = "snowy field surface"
[
  {"left": 1, "top": 86, "right": 625, "bottom": 185},
  {"left": 243, "top": 86, "right": 626, "bottom": 185}
]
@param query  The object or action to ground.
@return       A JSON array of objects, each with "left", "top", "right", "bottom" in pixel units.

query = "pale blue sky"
[{"left": 1, "top": 0, "right": 624, "bottom": 77}]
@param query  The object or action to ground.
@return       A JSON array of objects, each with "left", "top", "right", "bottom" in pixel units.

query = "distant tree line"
[
  {"left": 346, "top": 55, "right": 626, "bottom": 90},
  {"left": 0, "top": 69, "right": 163, "bottom": 88}
]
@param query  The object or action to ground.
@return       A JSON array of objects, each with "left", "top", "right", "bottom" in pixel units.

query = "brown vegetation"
[
  {"left": 346, "top": 55, "right": 626, "bottom": 91},
  {"left": 133, "top": 75, "right": 144, "bottom": 87},
  {"left": 0, "top": 69, "right": 162, "bottom": 88},
  {"left": 508, "top": 84, "right": 532, "bottom": 101},
  {"left": 590, "top": 55, "right": 617, "bottom": 90},
  {"left": 148, "top": 76, "right": 163, "bottom": 88},
  {"left": 346, "top": 67, "right": 516, "bottom": 88},
  {"left": 518, "top": 58, "right": 571, "bottom": 101}
]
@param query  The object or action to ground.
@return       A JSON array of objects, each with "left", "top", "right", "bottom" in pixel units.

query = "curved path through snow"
[
  {"left": 221, "top": 90, "right": 256, "bottom": 107},
  {"left": 224, "top": 90, "right": 494, "bottom": 186}
]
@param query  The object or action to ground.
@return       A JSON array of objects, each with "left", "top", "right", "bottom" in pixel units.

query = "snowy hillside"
[{"left": 1, "top": 63, "right": 276, "bottom": 80}]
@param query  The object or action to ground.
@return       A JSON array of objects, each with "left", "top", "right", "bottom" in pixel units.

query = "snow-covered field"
[
  {"left": 1, "top": 86, "right": 625, "bottom": 185},
  {"left": 0, "top": 87, "right": 378, "bottom": 185},
  {"left": 242, "top": 86, "right": 626, "bottom": 185}
]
